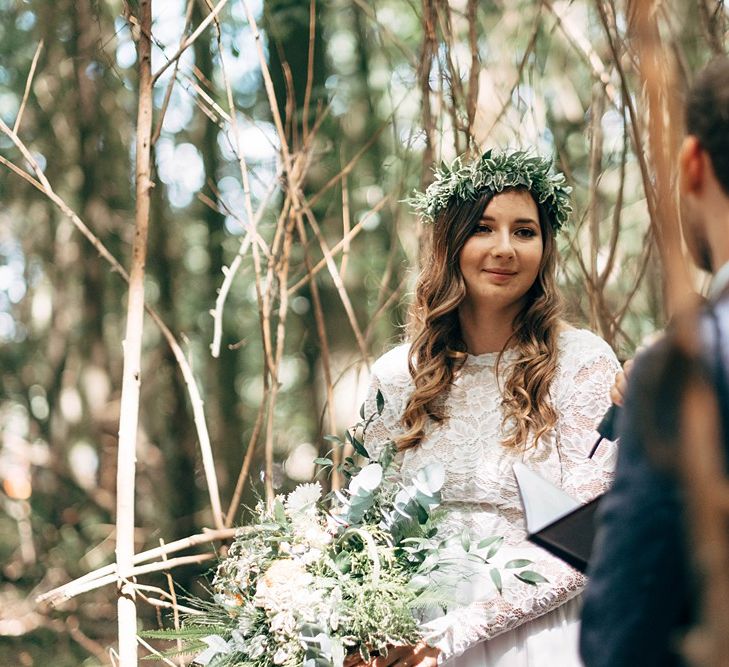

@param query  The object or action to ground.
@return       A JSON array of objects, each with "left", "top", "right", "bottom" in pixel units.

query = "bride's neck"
[{"left": 458, "top": 300, "right": 521, "bottom": 355}]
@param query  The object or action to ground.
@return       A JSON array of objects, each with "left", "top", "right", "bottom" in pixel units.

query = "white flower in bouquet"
[
  {"left": 273, "top": 645, "right": 294, "bottom": 664},
  {"left": 254, "top": 558, "right": 313, "bottom": 610},
  {"left": 246, "top": 634, "right": 268, "bottom": 659},
  {"left": 285, "top": 481, "right": 322, "bottom": 517},
  {"left": 303, "top": 523, "right": 333, "bottom": 548},
  {"left": 269, "top": 609, "right": 298, "bottom": 635}
]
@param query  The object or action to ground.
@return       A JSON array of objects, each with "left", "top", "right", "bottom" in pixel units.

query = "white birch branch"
[{"left": 116, "top": 1, "right": 153, "bottom": 661}]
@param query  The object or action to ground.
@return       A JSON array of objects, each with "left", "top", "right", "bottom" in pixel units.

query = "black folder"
[{"left": 513, "top": 463, "right": 603, "bottom": 573}]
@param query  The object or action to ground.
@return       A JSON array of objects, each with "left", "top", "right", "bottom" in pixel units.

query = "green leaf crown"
[{"left": 408, "top": 149, "right": 572, "bottom": 232}]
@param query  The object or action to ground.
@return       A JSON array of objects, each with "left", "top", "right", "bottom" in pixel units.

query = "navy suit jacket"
[{"left": 580, "top": 291, "right": 729, "bottom": 667}]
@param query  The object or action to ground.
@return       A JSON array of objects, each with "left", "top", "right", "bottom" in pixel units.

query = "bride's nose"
[{"left": 492, "top": 230, "right": 516, "bottom": 258}]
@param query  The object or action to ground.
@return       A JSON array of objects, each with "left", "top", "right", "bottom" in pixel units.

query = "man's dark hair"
[{"left": 686, "top": 56, "right": 729, "bottom": 195}]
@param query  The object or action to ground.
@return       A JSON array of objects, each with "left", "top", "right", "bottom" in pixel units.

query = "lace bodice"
[{"left": 362, "top": 329, "right": 620, "bottom": 662}]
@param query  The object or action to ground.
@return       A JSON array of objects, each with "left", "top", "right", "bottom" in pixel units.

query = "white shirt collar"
[{"left": 708, "top": 260, "right": 729, "bottom": 302}]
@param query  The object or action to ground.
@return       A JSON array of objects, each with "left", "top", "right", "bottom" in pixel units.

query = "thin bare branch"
[
  {"left": 13, "top": 39, "right": 44, "bottom": 135},
  {"left": 210, "top": 176, "right": 278, "bottom": 358},
  {"left": 151, "top": 0, "right": 195, "bottom": 145},
  {"left": 288, "top": 195, "right": 391, "bottom": 295},
  {"left": 301, "top": 206, "right": 370, "bottom": 364},
  {"left": 302, "top": 0, "right": 317, "bottom": 143},
  {"left": 225, "top": 393, "right": 267, "bottom": 526},
  {"left": 151, "top": 0, "right": 231, "bottom": 84}
]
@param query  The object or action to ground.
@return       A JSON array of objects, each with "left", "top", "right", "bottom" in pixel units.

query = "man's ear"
[{"left": 679, "top": 135, "right": 704, "bottom": 195}]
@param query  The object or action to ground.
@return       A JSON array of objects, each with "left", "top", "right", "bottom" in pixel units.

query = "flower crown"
[{"left": 407, "top": 149, "right": 572, "bottom": 232}]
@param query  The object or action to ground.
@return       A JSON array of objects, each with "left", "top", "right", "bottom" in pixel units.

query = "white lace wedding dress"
[{"left": 362, "top": 329, "right": 620, "bottom": 666}]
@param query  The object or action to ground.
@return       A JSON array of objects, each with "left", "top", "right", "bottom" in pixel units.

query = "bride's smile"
[{"left": 458, "top": 189, "right": 543, "bottom": 314}]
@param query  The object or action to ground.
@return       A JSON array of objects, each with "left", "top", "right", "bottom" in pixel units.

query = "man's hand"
[
  {"left": 610, "top": 359, "right": 633, "bottom": 407},
  {"left": 344, "top": 642, "right": 441, "bottom": 667}
]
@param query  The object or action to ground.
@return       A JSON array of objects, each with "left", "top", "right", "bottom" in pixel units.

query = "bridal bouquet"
[
  {"left": 146, "top": 400, "right": 456, "bottom": 666},
  {"left": 146, "top": 398, "right": 543, "bottom": 666}
]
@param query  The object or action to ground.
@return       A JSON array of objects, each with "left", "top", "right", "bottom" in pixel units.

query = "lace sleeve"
[
  {"left": 420, "top": 336, "right": 621, "bottom": 662},
  {"left": 361, "top": 355, "right": 410, "bottom": 474},
  {"left": 422, "top": 543, "right": 586, "bottom": 661},
  {"left": 555, "top": 337, "right": 621, "bottom": 501}
]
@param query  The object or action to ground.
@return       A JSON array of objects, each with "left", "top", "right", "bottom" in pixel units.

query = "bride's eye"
[
  {"left": 515, "top": 227, "right": 537, "bottom": 238},
  {"left": 473, "top": 223, "right": 492, "bottom": 234}
]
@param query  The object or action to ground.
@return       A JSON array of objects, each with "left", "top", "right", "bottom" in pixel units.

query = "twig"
[
  {"left": 151, "top": 0, "right": 230, "bottom": 84},
  {"left": 350, "top": 0, "right": 418, "bottom": 67},
  {"left": 301, "top": 206, "right": 370, "bottom": 365},
  {"left": 137, "top": 635, "right": 179, "bottom": 666},
  {"left": 138, "top": 596, "right": 204, "bottom": 616},
  {"left": 263, "top": 219, "right": 296, "bottom": 504},
  {"left": 160, "top": 538, "right": 184, "bottom": 666},
  {"left": 294, "top": 216, "right": 341, "bottom": 489},
  {"left": 224, "top": 394, "right": 267, "bottom": 526},
  {"left": 302, "top": 0, "right": 317, "bottom": 144},
  {"left": 210, "top": 176, "right": 278, "bottom": 358},
  {"left": 151, "top": 0, "right": 195, "bottom": 145},
  {"left": 544, "top": 0, "right": 619, "bottom": 106},
  {"left": 13, "top": 40, "right": 43, "bottom": 135},
  {"left": 287, "top": 194, "right": 391, "bottom": 295},
  {"left": 340, "top": 166, "right": 351, "bottom": 280},
  {"left": 306, "top": 108, "right": 390, "bottom": 210},
  {"left": 36, "top": 527, "right": 237, "bottom": 604},
  {"left": 483, "top": 5, "right": 542, "bottom": 139},
  {"left": 597, "top": 110, "right": 628, "bottom": 291},
  {"left": 465, "top": 0, "right": 480, "bottom": 138},
  {"left": 44, "top": 554, "right": 216, "bottom": 604}
]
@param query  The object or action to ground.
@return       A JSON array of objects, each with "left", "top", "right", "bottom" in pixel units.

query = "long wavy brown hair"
[{"left": 398, "top": 187, "right": 563, "bottom": 451}]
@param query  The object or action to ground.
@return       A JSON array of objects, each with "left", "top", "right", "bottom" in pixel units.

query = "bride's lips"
[{"left": 483, "top": 268, "right": 517, "bottom": 282}]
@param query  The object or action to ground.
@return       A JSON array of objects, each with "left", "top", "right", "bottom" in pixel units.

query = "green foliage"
[{"left": 408, "top": 149, "right": 572, "bottom": 231}]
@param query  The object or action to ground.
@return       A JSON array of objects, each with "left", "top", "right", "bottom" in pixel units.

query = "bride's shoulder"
[
  {"left": 557, "top": 326, "right": 618, "bottom": 364},
  {"left": 371, "top": 342, "right": 412, "bottom": 384}
]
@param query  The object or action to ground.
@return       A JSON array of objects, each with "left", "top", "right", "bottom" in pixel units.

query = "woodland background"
[{"left": 0, "top": 0, "right": 726, "bottom": 664}]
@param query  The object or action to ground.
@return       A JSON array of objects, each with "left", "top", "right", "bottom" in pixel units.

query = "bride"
[{"left": 354, "top": 150, "right": 620, "bottom": 666}]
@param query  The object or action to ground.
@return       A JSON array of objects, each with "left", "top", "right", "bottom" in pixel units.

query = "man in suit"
[{"left": 580, "top": 56, "right": 729, "bottom": 667}]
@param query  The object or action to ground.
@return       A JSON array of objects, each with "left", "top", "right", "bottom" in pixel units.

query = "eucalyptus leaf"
[
  {"left": 490, "top": 568, "right": 503, "bottom": 594},
  {"left": 414, "top": 489, "right": 441, "bottom": 513},
  {"left": 349, "top": 463, "right": 383, "bottom": 495},
  {"left": 378, "top": 442, "right": 395, "bottom": 469},
  {"left": 505, "top": 559, "right": 533, "bottom": 569},
  {"left": 351, "top": 439, "right": 370, "bottom": 458},
  {"left": 466, "top": 553, "right": 488, "bottom": 564},
  {"left": 477, "top": 536, "right": 503, "bottom": 549},
  {"left": 485, "top": 536, "right": 504, "bottom": 559},
  {"left": 314, "top": 457, "right": 333, "bottom": 467},
  {"left": 515, "top": 570, "right": 549, "bottom": 585},
  {"left": 376, "top": 389, "right": 385, "bottom": 414},
  {"left": 273, "top": 499, "right": 287, "bottom": 526},
  {"left": 412, "top": 462, "right": 446, "bottom": 495}
]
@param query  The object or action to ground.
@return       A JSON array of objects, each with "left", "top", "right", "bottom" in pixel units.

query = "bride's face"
[{"left": 458, "top": 190, "right": 543, "bottom": 311}]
